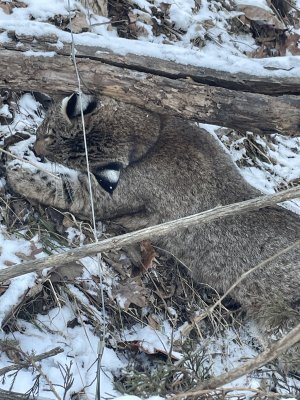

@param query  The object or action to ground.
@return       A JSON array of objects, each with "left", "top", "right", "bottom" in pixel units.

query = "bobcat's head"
[{"left": 34, "top": 93, "right": 161, "bottom": 192}]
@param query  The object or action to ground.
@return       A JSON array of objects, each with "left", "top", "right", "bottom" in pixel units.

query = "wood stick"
[{"left": 0, "top": 185, "right": 299, "bottom": 283}]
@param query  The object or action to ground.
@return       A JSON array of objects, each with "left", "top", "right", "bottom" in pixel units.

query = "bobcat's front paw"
[
  {"left": 7, "top": 163, "right": 40, "bottom": 199},
  {"left": 6, "top": 163, "right": 67, "bottom": 209}
]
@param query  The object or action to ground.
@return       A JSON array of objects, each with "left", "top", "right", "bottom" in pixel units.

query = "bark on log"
[
  {"left": 0, "top": 47, "right": 300, "bottom": 136},
  {"left": 0, "top": 186, "right": 299, "bottom": 283}
]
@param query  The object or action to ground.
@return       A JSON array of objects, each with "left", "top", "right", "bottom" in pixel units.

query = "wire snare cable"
[{"left": 67, "top": 3, "right": 106, "bottom": 399}]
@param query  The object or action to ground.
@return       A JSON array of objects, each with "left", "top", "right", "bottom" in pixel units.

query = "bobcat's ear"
[{"left": 61, "top": 93, "right": 97, "bottom": 121}]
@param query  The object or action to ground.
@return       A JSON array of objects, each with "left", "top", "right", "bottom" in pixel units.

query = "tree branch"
[{"left": 0, "top": 185, "right": 299, "bottom": 283}]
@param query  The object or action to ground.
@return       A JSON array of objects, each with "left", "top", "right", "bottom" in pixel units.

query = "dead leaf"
[
  {"left": 79, "top": 0, "right": 108, "bottom": 17},
  {"left": 147, "top": 314, "right": 161, "bottom": 330},
  {"left": 67, "top": 12, "right": 90, "bottom": 33},
  {"left": 113, "top": 279, "right": 148, "bottom": 310},
  {"left": 3, "top": 260, "right": 15, "bottom": 267},
  {"left": 237, "top": 5, "right": 285, "bottom": 30},
  {"left": 0, "top": 3, "right": 12, "bottom": 14},
  {"left": 51, "top": 262, "right": 84, "bottom": 282},
  {"left": 3, "top": 132, "right": 31, "bottom": 148},
  {"left": 141, "top": 240, "right": 157, "bottom": 271},
  {"left": 0, "top": 1, "right": 26, "bottom": 14},
  {"left": 15, "top": 251, "right": 35, "bottom": 261},
  {"left": 119, "top": 339, "right": 180, "bottom": 359},
  {"left": 14, "top": 241, "right": 43, "bottom": 262},
  {"left": 25, "top": 282, "right": 44, "bottom": 299},
  {"left": 159, "top": 2, "right": 171, "bottom": 15},
  {"left": 0, "top": 340, "right": 22, "bottom": 363},
  {"left": 281, "top": 32, "right": 300, "bottom": 55},
  {"left": 0, "top": 285, "right": 8, "bottom": 295}
]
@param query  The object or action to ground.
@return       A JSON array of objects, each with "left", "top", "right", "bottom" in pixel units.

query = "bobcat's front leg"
[
  {"left": 6, "top": 163, "right": 149, "bottom": 228},
  {"left": 6, "top": 163, "right": 88, "bottom": 214}
]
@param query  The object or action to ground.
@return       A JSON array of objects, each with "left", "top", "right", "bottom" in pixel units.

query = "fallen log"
[
  {"left": 0, "top": 46, "right": 300, "bottom": 136},
  {"left": 2, "top": 33, "right": 300, "bottom": 95}
]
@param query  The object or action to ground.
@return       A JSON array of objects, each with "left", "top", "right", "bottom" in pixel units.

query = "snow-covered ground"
[{"left": 0, "top": 0, "right": 300, "bottom": 399}]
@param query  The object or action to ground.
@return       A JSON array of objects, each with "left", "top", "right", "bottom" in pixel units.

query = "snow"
[
  {"left": 132, "top": 0, "right": 152, "bottom": 14},
  {"left": 0, "top": 1, "right": 299, "bottom": 399},
  {"left": 1, "top": 0, "right": 300, "bottom": 77},
  {"left": 24, "top": 49, "right": 56, "bottom": 57},
  {"left": 0, "top": 103, "right": 12, "bottom": 118}
]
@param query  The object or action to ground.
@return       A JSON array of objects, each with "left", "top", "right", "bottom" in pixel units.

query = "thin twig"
[
  {"left": 0, "top": 185, "right": 299, "bottom": 283},
  {"left": 29, "top": 358, "right": 62, "bottom": 400},
  {"left": 0, "top": 347, "right": 64, "bottom": 376}
]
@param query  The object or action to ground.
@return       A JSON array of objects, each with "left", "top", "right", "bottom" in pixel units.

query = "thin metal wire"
[{"left": 67, "top": 2, "right": 106, "bottom": 399}]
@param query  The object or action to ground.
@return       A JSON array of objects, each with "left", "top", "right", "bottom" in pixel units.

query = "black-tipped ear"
[{"left": 61, "top": 93, "right": 97, "bottom": 121}]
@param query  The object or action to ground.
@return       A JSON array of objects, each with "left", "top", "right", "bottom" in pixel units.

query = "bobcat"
[{"left": 7, "top": 93, "right": 300, "bottom": 372}]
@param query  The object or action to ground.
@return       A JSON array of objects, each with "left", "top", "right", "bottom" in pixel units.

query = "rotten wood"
[
  {"left": 0, "top": 48, "right": 300, "bottom": 136},
  {"left": 0, "top": 185, "right": 299, "bottom": 283}
]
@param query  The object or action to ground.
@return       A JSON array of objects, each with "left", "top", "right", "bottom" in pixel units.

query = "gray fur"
[{"left": 7, "top": 93, "right": 300, "bottom": 373}]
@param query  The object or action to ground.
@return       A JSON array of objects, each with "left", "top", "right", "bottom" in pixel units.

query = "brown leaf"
[
  {"left": 113, "top": 279, "right": 148, "bottom": 310},
  {"left": 0, "top": 1, "right": 27, "bottom": 14},
  {"left": 160, "top": 2, "right": 171, "bottom": 15},
  {"left": 80, "top": 0, "right": 108, "bottom": 17},
  {"left": 25, "top": 282, "right": 44, "bottom": 299},
  {"left": 66, "top": 12, "right": 90, "bottom": 33},
  {"left": 0, "top": 3, "right": 12, "bottom": 14},
  {"left": 140, "top": 240, "right": 157, "bottom": 271},
  {"left": 237, "top": 5, "right": 285, "bottom": 30},
  {"left": 51, "top": 262, "right": 84, "bottom": 282},
  {"left": 120, "top": 339, "right": 180, "bottom": 359},
  {"left": 0, "top": 285, "right": 8, "bottom": 295},
  {"left": 3, "top": 261, "right": 15, "bottom": 267},
  {"left": 0, "top": 340, "right": 22, "bottom": 363},
  {"left": 281, "top": 32, "right": 300, "bottom": 55},
  {"left": 15, "top": 251, "right": 35, "bottom": 261},
  {"left": 15, "top": 241, "right": 43, "bottom": 262},
  {"left": 147, "top": 314, "right": 161, "bottom": 330}
]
